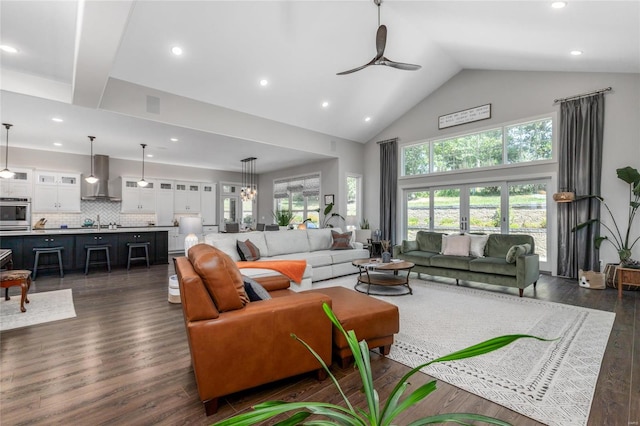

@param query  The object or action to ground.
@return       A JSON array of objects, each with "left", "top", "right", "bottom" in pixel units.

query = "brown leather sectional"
[{"left": 174, "top": 243, "right": 399, "bottom": 415}]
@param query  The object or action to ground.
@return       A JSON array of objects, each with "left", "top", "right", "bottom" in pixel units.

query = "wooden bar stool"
[
  {"left": 127, "top": 242, "right": 150, "bottom": 270},
  {"left": 32, "top": 246, "right": 64, "bottom": 280},
  {"left": 84, "top": 244, "right": 112, "bottom": 275},
  {"left": 1, "top": 270, "right": 32, "bottom": 312}
]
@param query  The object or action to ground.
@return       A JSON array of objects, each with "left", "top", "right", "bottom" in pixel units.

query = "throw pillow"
[
  {"left": 242, "top": 276, "right": 272, "bottom": 302},
  {"left": 330, "top": 230, "right": 353, "bottom": 250},
  {"left": 440, "top": 234, "right": 449, "bottom": 254},
  {"left": 442, "top": 234, "right": 471, "bottom": 256},
  {"left": 522, "top": 243, "right": 532, "bottom": 255},
  {"left": 402, "top": 240, "right": 419, "bottom": 253},
  {"left": 505, "top": 244, "right": 527, "bottom": 263},
  {"left": 468, "top": 234, "right": 489, "bottom": 257},
  {"left": 236, "top": 239, "right": 261, "bottom": 261}
]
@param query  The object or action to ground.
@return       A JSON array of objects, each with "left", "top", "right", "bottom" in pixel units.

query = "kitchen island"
[{"left": 0, "top": 227, "right": 169, "bottom": 274}]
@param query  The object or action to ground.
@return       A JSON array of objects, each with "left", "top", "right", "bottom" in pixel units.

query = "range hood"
[{"left": 81, "top": 154, "right": 122, "bottom": 201}]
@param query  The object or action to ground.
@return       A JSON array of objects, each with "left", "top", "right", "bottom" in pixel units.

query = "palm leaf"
[{"left": 406, "top": 412, "right": 512, "bottom": 425}]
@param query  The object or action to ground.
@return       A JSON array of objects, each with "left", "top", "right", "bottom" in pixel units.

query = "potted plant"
[
  {"left": 273, "top": 207, "right": 295, "bottom": 229},
  {"left": 575, "top": 166, "right": 640, "bottom": 268},
  {"left": 355, "top": 218, "right": 372, "bottom": 244},
  {"left": 214, "top": 303, "right": 549, "bottom": 426},
  {"left": 321, "top": 202, "right": 345, "bottom": 228}
]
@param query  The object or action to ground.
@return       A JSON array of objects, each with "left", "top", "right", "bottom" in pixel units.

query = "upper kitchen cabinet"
[
  {"left": 121, "top": 177, "right": 156, "bottom": 213},
  {"left": 32, "top": 171, "right": 81, "bottom": 212},
  {"left": 0, "top": 167, "right": 33, "bottom": 198},
  {"left": 174, "top": 182, "right": 201, "bottom": 213},
  {"left": 156, "top": 180, "right": 175, "bottom": 226},
  {"left": 201, "top": 183, "right": 216, "bottom": 225}
]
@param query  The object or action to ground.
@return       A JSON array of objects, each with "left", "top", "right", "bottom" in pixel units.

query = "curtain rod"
[
  {"left": 376, "top": 137, "right": 398, "bottom": 145},
  {"left": 553, "top": 87, "right": 612, "bottom": 104}
]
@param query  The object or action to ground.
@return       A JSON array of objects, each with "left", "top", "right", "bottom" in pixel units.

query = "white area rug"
[
  {"left": 314, "top": 277, "right": 615, "bottom": 426},
  {"left": 0, "top": 289, "right": 76, "bottom": 331}
]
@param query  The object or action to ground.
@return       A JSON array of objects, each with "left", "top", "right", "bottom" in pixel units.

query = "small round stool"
[
  {"left": 127, "top": 242, "right": 150, "bottom": 270},
  {"left": 32, "top": 246, "right": 64, "bottom": 280},
  {"left": 1, "top": 270, "right": 32, "bottom": 312},
  {"left": 84, "top": 244, "right": 112, "bottom": 275}
]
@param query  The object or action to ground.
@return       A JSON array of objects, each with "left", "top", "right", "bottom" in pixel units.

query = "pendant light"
[
  {"left": 137, "top": 143, "right": 149, "bottom": 187},
  {"left": 240, "top": 157, "right": 257, "bottom": 201},
  {"left": 85, "top": 136, "right": 99, "bottom": 184},
  {"left": 0, "top": 123, "right": 15, "bottom": 179}
]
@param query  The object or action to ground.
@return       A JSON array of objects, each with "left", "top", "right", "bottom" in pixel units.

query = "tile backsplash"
[{"left": 32, "top": 200, "right": 157, "bottom": 228}]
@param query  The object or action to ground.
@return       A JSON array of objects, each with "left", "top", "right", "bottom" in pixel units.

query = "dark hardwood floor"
[{"left": 1, "top": 264, "right": 637, "bottom": 425}]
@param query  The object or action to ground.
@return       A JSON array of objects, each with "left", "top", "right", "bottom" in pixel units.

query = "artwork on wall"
[
  {"left": 438, "top": 104, "right": 491, "bottom": 129},
  {"left": 324, "top": 194, "right": 334, "bottom": 205}
]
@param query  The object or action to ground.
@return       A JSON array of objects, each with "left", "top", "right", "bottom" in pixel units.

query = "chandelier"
[{"left": 240, "top": 157, "right": 257, "bottom": 201}]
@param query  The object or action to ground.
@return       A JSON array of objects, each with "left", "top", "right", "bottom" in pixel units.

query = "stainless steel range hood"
[{"left": 81, "top": 155, "right": 122, "bottom": 201}]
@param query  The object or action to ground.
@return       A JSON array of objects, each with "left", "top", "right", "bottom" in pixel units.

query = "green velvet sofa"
[{"left": 392, "top": 231, "right": 540, "bottom": 297}]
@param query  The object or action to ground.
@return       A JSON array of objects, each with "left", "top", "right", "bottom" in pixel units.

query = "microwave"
[{"left": 0, "top": 197, "right": 31, "bottom": 231}]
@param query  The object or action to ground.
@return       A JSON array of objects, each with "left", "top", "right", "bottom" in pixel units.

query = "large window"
[
  {"left": 273, "top": 174, "right": 320, "bottom": 226},
  {"left": 403, "top": 117, "right": 553, "bottom": 176}
]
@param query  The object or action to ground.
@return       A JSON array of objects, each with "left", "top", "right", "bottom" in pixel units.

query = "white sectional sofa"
[{"left": 204, "top": 228, "right": 369, "bottom": 290}]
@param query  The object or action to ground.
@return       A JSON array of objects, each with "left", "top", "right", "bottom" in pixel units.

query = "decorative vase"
[{"left": 382, "top": 251, "right": 391, "bottom": 263}]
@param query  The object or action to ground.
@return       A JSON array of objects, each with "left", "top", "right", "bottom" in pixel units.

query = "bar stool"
[
  {"left": 84, "top": 244, "right": 112, "bottom": 275},
  {"left": 32, "top": 246, "right": 64, "bottom": 280},
  {"left": 1, "top": 270, "right": 31, "bottom": 312},
  {"left": 127, "top": 242, "right": 150, "bottom": 270}
]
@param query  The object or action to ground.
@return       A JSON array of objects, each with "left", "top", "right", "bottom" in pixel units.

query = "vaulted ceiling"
[{"left": 1, "top": 1, "right": 638, "bottom": 173}]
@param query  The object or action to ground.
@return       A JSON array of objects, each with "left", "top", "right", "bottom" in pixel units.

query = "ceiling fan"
[{"left": 337, "top": 0, "right": 422, "bottom": 75}]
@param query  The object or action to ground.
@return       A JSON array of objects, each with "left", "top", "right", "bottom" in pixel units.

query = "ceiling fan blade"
[
  {"left": 380, "top": 58, "right": 422, "bottom": 71},
  {"left": 336, "top": 56, "right": 377, "bottom": 75},
  {"left": 375, "top": 25, "right": 387, "bottom": 59}
]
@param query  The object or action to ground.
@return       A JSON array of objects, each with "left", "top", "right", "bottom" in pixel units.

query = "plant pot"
[{"left": 604, "top": 263, "right": 640, "bottom": 291}]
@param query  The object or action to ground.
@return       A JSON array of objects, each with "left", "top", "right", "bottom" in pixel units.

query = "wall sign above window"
[{"left": 438, "top": 104, "right": 492, "bottom": 130}]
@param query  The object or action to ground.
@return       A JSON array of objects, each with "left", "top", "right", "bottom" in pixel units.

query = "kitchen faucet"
[{"left": 97, "top": 214, "right": 101, "bottom": 230}]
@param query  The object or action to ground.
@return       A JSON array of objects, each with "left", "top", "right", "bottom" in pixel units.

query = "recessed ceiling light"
[
  {"left": 322, "top": 101, "right": 329, "bottom": 108},
  {"left": 551, "top": 2, "right": 567, "bottom": 9},
  {"left": 570, "top": 50, "right": 583, "bottom": 56},
  {"left": 0, "top": 45, "right": 18, "bottom": 53},
  {"left": 259, "top": 79, "right": 269, "bottom": 87},
  {"left": 364, "top": 117, "right": 371, "bottom": 122},
  {"left": 170, "top": 138, "right": 179, "bottom": 142},
  {"left": 171, "top": 46, "right": 183, "bottom": 56},
  {"left": 53, "top": 142, "right": 62, "bottom": 146},
  {"left": 51, "top": 117, "right": 63, "bottom": 122}
]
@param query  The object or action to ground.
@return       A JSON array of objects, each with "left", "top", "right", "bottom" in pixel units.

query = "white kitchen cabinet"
[
  {"left": 168, "top": 227, "right": 182, "bottom": 252},
  {"left": 121, "top": 178, "right": 156, "bottom": 213},
  {"left": 0, "top": 167, "right": 33, "bottom": 198},
  {"left": 33, "top": 171, "right": 81, "bottom": 212},
  {"left": 174, "top": 182, "right": 201, "bottom": 213},
  {"left": 200, "top": 183, "right": 216, "bottom": 225},
  {"left": 156, "top": 180, "right": 175, "bottom": 226}
]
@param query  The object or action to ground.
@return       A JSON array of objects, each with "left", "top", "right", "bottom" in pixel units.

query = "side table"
[{"left": 617, "top": 267, "right": 640, "bottom": 298}]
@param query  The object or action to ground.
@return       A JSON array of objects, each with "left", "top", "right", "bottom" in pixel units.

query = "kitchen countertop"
[
  {"left": 0, "top": 226, "right": 171, "bottom": 237},
  {"left": 0, "top": 225, "right": 219, "bottom": 237}
]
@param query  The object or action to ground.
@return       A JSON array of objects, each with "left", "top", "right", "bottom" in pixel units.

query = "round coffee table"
[{"left": 352, "top": 258, "right": 414, "bottom": 296}]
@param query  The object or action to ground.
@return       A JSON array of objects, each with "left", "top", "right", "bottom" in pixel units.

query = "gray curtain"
[
  {"left": 379, "top": 139, "right": 398, "bottom": 245},
  {"left": 557, "top": 94, "right": 604, "bottom": 278}
]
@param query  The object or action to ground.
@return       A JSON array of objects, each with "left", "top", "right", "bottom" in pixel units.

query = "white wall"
[{"left": 364, "top": 70, "right": 640, "bottom": 269}]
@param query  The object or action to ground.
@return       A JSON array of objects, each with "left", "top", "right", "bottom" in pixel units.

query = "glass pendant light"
[
  {"left": 85, "top": 136, "right": 99, "bottom": 184},
  {"left": 137, "top": 143, "right": 149, "bottom": 187},
  {"left": 0, "top": 123, "right": 15, "bottom": 179}
]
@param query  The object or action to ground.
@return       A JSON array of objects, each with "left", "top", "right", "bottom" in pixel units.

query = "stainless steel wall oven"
[{"left": 0, "top": 197, "right": 31, "bottom": 231}]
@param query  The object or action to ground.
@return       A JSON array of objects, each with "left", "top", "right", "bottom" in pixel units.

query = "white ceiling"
[{"left": 1, "top": 0, "right": 638, "bottom": 173}]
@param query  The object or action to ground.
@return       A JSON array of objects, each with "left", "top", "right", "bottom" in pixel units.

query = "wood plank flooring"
[{"left": 1, "top": 265, "right": 637, "bottom": 425}]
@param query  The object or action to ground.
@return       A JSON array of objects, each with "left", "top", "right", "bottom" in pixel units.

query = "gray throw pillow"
[
  {"left": 505, "top": 244, "right": 527, "bottom": 263},
  {"left": 242, "top": 276, "right": 272, "bottom": 301},
  {"left": 237, "top": 239, "right": 261, "bottom": 261}
]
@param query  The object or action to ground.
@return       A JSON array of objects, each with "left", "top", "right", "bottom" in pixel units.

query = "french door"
[{"left": 404, "top": 179, "right": 549, "bottom": 270}]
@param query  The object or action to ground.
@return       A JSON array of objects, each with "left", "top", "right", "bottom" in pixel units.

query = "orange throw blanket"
[{"left": 236, "top": 260, "right": 307, "bottom": 284}]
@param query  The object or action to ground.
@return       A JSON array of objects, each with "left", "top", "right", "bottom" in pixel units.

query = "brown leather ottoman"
[{"left": 306, "top": 286, "right": 399, "bottom": 368}]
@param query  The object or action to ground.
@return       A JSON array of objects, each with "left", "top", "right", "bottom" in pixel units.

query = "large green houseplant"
[
  {"left": 575, "top": 166, "right": 640, "bottom": 266},
  {"left": 214, "top": 303, "right": 550, "bottom": 426},
  {"left": 322, "top": 203, "right": 345, "bottom": 228},
  {"left": 273, "top": 207, "right": 295, "bottom": 227}
]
